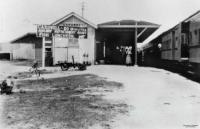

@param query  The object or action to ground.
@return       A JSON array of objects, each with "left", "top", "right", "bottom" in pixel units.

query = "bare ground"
[
  {"left": 2, "top": 61, "right": 200, "bottom": 129},
  {"left": 2, "top": 74, "right": 129, "bottom": 129}
]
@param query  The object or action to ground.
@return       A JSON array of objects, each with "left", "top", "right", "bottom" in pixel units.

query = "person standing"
[
  {"left": 120, "top": 46, "right": 126, "bottom": 65},
  {"left": 126, "top": 47, "right": 132, "bottom": 66}
]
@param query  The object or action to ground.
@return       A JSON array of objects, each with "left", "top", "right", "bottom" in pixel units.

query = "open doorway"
[{"left": 96, "top": 28, "right": 136, "bottom": 65}]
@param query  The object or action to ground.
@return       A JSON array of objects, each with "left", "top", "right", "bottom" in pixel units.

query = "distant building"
[
  {"left": 0, "top": 43, "right": 12, "bottom": 60},
  {"left": 11, "top": 33, "right": 40, "bottom": 61}
]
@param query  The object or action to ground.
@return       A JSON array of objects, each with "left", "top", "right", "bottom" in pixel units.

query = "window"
[
  {"left": 195, "top": 29, "right": 198, "bottom": 35},
  {"left": 176, "top": 37, "right": 178, "bottom": 41},
  {"left": 45, "top": 48, "right": 52, "bottom": 52},
  {"left": 169, "top": 39, "right": 172, "bottom": 49},
  {"left": 181, "top": 34, "right": 185, "bottom": 44},
  {"left": 199, "top": 29, "right": 200, "bottom": 43},
  {"left": 189, "top": 32, "right": 192, "bottom": 45},
  {"left": 185, "top": 34, "right": 188, "bottom": 45}
]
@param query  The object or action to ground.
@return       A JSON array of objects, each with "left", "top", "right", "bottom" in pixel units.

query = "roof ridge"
[{"left": 51, "top": 12, "right": 97, "bottom": 28}]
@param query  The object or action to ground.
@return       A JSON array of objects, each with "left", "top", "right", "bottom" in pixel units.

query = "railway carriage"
[{"left": 144, "top": 10, "right": 200, "bottom": 76}]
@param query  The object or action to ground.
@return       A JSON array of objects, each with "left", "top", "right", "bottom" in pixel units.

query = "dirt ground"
[
  {"left": 2, "top": 73, "right": 129, "bottom": 129},
  {"left": 1, "top": 60, "right": 200, "bottom": 129}
]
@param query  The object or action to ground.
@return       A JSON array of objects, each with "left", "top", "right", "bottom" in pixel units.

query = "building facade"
[{"left": 11, "top": 12, "right": 159, "bottom": 67}]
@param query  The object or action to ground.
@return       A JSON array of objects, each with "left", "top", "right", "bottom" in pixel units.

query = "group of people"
[{"left": 119, "top": 46, "right": 133, "bottom": 66}]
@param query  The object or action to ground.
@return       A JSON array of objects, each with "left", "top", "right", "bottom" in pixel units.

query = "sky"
[{"left": 0, "top": 0, "right": 200, "bottom": 44}]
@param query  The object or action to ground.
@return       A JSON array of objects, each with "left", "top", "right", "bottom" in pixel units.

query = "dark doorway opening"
[
  {"left": 96, "top": 28, "right": 136, "bottom": 65},
  {"left": 45, "top": 48, "right": 53, "bottom": 66},
  {"left": 0, "top": 53, "right": 10, "bottom": 60}
]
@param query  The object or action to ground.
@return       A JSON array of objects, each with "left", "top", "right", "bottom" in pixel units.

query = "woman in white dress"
[{"left": 126, "top": 47, "right": 132, "bottom": 66}]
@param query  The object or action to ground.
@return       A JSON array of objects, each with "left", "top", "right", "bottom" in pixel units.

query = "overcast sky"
[{"left": 0, "top": 0, "right": 200, "bottom": 44}]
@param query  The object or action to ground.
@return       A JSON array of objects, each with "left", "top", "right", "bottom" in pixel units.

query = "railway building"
[{"left": 11, "top": 12, "right": 159, "bottom": 67}]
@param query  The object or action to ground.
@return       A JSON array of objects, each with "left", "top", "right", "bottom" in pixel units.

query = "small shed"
[
  {"left": 0, "top": 43, "right": 12, "bottom": 60},
  {"left": 11, "top": 33, "right": 42, "bottom": 63}
]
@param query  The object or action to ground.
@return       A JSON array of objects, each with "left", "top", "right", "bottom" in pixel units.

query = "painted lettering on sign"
[{"left": 37, "top": 24, "right": 87, "bottom": 39}]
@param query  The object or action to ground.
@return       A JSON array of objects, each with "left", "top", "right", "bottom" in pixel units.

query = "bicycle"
[
  {"left": 29, "top": 61, "right": 41, "bottom": 77},
  {"left": 29, "top": 67, "right": 41, "bottom": 77}
]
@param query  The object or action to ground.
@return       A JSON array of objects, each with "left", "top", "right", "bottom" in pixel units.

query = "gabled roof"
[{"left": 51, "top": 12, "right": 97, "bottom": 28}]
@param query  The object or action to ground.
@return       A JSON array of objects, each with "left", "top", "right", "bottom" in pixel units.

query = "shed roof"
[
  {"left": 98, "top": 20, "right": 160, "bottom": 42},
  {"left": 11, "top": 33, "right": 41, "bottom": 43},
  {"left": 99, "top": 20, "right": 159, "bottom": 26}
]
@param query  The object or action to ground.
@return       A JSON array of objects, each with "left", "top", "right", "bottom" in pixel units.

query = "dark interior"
[{"left": 96, "top": 28, "right": 136, "bottom": 64}]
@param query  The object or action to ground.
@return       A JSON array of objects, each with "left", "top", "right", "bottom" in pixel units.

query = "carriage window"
[
  {"left": 176, "top": 37, "right": 178, "bottom": 41},
  {"left": 45, "top": 48, "right": 52, "bottom": 52},
  {"left": 199, "top": 29, "right": 200, "bottom": 43},
  {"left": 195, "top": 29, "right": 198, "bottom": 35},
  {"left": 181, "top": 34, "right": 185, "bottom": 44},
  {"left": 189, "top": 32, "right": 192, "bottom": 45}
]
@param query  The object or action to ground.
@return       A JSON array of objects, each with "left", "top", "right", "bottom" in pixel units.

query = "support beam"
[
  {"left": 178, "top": 23, "right": 182, "bottom": 62},
  {"left": 42, "top": 37, "right": 45, "bottom": 68},
  {"left": 134, "top": 24, "right": 138, "bottom": 66},
  {"left": 52, "top": 35, "right": 55, "bottom": 65},
  {"left": 137, "top": 27, "right": 147, "bottom": 39},
  {"left": 99, "top": 25, "right": 159, "bottom": 28}
]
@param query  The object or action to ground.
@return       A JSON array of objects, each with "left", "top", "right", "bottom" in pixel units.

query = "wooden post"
[
  {"left": 134, "top": 22, "right": 138, "bottom": 66},
  {"left": 42, "top": 37, "right": 45, "bottom": 68},
  {"left": 103, "top": 41, "right": 106, "bottom": 58},
  {"left": 52, "top": 35, "right": 55, "bottom": 65},
  {"left": 178, "top": 23, "right": 182, "bottom": 62}
]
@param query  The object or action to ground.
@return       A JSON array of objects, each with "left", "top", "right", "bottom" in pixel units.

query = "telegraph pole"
[{"left": 81, "top": 1, "right": 85, "bottom": 18}]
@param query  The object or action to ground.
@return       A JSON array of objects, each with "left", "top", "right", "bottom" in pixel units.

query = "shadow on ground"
[
  {"left": 11, "top": 60, "right": 33, "bottom": 66},
  {"left": 3, "top": 74, "right": 129, "bottom": 129},
  {"left": 142, "top": 63, "right": 200, "bottom": 83},
  {"left": 13, "top": 70, "right": 54, "bottom": 79}
]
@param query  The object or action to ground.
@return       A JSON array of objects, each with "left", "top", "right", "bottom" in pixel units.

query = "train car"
[
  {"left": 186, "top": 13, "right": 200, "bottom": 75},
  {"left": 144, "top": 10, "right": 200, "bottom": 76},
  {"left": 142, "top": 36, "right": 161, "bottom": 67}
]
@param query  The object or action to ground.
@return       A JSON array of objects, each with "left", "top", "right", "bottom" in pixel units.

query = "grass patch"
[{"left": 3, "top": 74, "right": 128, "bottom": 129}]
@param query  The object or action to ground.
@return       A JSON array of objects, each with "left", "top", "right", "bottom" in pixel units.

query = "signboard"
[
  {"left": 37, "top": 24, "right": 87, "bottom": 39},
  {"left": 68, "top": 38, "right": 79, "bottom": 48},
  {"left": 37, "top": 25, "right": 56, "bottom": 37}
]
